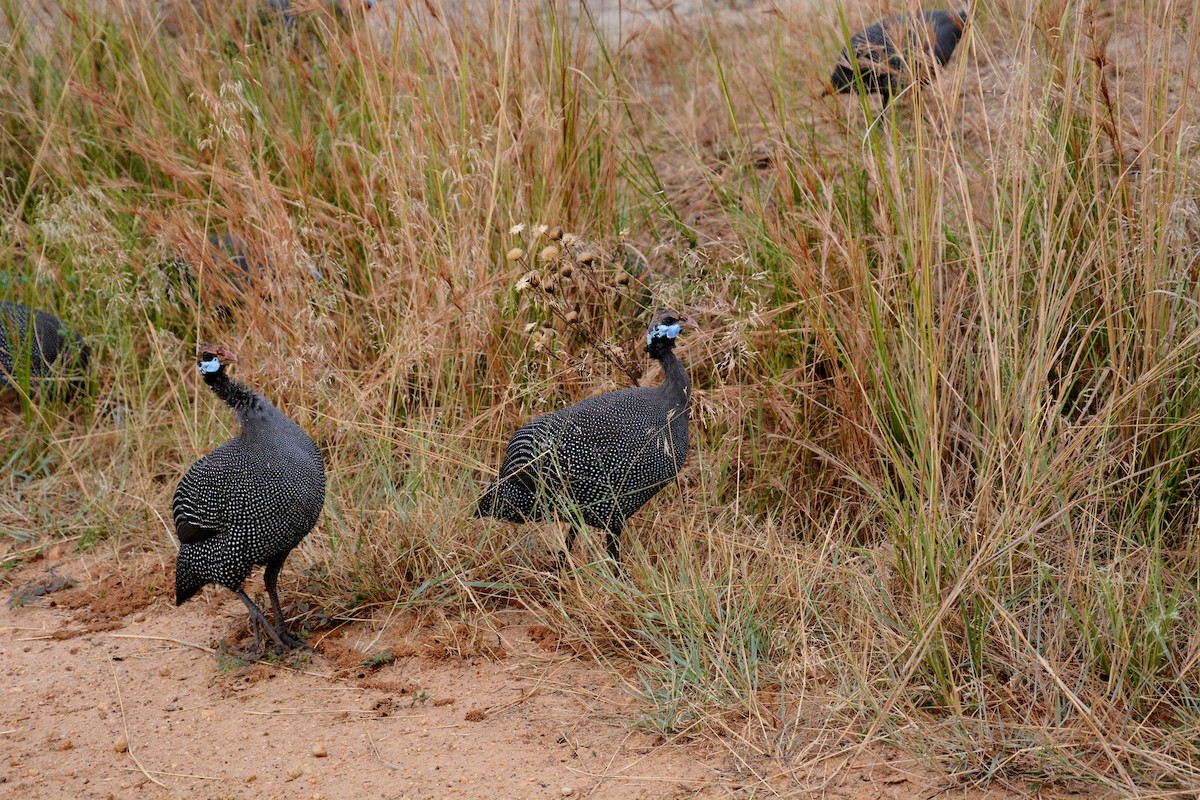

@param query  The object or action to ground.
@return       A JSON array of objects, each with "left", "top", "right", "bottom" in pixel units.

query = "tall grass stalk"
[{"left": 1, "top": 0, "right": 1199, "bottom": 791}]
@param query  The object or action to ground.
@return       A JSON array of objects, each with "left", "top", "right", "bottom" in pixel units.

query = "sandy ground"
[{"left": 0, "top": 549, "right": 1046, "bottom": 800}]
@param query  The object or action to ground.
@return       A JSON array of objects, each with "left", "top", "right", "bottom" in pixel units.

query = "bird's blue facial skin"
[
  {"left": 647, "top": 322, "right": 682, "bottom": 346},
  {"left": 198, "top": 357, "right": 221, "bottom": 374}
]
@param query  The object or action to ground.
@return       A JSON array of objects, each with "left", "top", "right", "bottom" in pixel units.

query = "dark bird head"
[
  {"left": 645, "top": 309, "right": 698, "bottom": 360},
  {"left": 197, "top": 343, "right": 238, "bottom": 377},
  {"left": 175, "top": 561, "right": 205, "bottom": 607}
]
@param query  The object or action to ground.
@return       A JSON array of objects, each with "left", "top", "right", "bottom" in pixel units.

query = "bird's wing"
[
  {"left": 171, "top": 450, "right": 236, "bottom": 544},
  {"left": 559, "top": 388, "right": 663, "bottom": 453},
  {"left": 496, "top": 415, "right": 562, "bottom": 493}
]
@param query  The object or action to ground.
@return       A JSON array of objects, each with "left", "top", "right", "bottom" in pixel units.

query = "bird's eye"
[{"left": 198, "top": 357, "right": 221, "bottom": 374}]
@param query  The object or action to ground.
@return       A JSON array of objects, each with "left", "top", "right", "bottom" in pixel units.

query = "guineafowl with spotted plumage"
[
  {"left": 476, "top": 309, "right": 698, "bottom": 565},
  {"left": 826, "top": 8, "right": 968, "bottom": 107},
  {"left": 0, "top": 301, "right": 88, "bottom": 395},
  {"left": 173, "top": 344, "right": 325, "bottom": 651}
]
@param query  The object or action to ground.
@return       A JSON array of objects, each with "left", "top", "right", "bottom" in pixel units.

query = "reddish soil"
[{"left": 0, "top": 549, "right": 1039, "bottom": 799}]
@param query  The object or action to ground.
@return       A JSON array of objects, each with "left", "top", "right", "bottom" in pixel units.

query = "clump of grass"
[{"left": 1, "top": 0, "right": 1199, "bottom": 792}]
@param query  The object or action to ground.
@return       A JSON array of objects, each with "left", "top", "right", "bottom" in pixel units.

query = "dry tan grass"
[{"left": 2, "top": 0, "right": 1200, "bottom": 792}]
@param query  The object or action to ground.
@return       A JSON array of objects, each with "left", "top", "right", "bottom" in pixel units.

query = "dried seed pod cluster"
[{"left": 507, "top": 225, "right": 654, "bottom": 384}]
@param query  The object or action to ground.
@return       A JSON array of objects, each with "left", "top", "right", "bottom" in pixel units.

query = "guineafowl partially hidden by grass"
[
  {"left": 173, "top": 344, "right": 325, "bottom": 651},
  {"left": 154, "top": 234, "right": 266, "bottom": 313},
  {"left": 0, "top": 301, "right": 89, "bottom": 395},
  {"left": 476, "top": 309, "right": 698, "bottom": 565},
  {"left": 826, "top": 8, "right": 968, "bottom": 107},
  {"left": 153, "top": 233, "right": 323, "bottom": 318}
]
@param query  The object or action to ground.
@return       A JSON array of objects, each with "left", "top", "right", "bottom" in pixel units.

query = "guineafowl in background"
[
  {"left": 0, "top": 301, "right": 89, "bottom": 396},
  {"left": 173, "top": 344, "right": 326, "bottom": 651},
  {"left": 826, "top": 7, "right": 968, "bottom": 107},
  {"left": 477, "top": 309, "right": 698, "bottom": 566}
]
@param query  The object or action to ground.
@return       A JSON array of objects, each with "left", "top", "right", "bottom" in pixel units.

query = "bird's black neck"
[
  {"left": 203, "top": 369, "right": 262, "bottom": 417},
  {"left": 652, "top": 347, "right": 691, "bottom": 408}
]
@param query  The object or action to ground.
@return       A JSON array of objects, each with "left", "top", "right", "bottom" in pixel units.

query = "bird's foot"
[{"left": 273, "top": 625, "right": 310, "bottom": 652}]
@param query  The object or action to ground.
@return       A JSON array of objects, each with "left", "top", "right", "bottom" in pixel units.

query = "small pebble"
[
  {"left": 113, "top": 736, "right": 128, "bottom": 753},
  {"left": 311, "top": 744, "right": 328, "bottom": 758},
  {"left": 200, "top": 708, "right": 215, "bottom": 719},
  {"left": 288, "top": 766, "right": 304, "bottom": 781},
  {"left": 57, "top": 740, "right": 73, "bottom": 751},
  {"left": 159, "top": 667, "right": 171, "bottom": 677},
  {"left": 562, "top": 787, "right": 574, "bottom": 796},
  {"left": 245, "top": 774, "right": 257, "bottom": 783}
]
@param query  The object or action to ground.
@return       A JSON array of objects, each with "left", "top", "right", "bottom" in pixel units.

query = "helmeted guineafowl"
[
  {"left": 476, "top": 309, "right": 698, "bottom": 565},
  {"left": 826, "top": 8, "right": 968, "bottom": 107},
  {"left": 173, "top": 344, "right": 326, "bottom": 651},
  {"left": 0, "top": 301, "right": 89, "bottom": 395},
  {"left": 153, "top": 233, "right": 323, "bottom": 317},
  {"left": 154, "top": 234, "right": 264, "bottom": 312}
]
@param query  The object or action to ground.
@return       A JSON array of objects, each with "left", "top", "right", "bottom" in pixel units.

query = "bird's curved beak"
[{"left": 680, "top": 316, "right": 699, "bottom": 332}]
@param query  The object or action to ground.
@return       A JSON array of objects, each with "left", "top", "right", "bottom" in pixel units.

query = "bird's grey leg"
[
  {"left": 249, "top": 614, "right": 268, "bottom": 651},
  {"left": 558, "top": 526, "right": 579, "bottom": 571},
  {"left": 234, "top": 588, "right": 283, "bottom": 652},
  {"left": 604, "top": 527, "right": 630, "bottom": 580},
  {"left": 263, "top": 555, "right": 308, "bottom": 650},
  {"left": 604, "top": 530, "right": 621, "bottom": 563},
  {"left": 604, "top": 516, "right": 627, "bottom": 564}
]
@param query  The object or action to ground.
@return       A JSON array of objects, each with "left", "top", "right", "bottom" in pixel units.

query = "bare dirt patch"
[
  {"left": 0, "top": 549, "right": 1064, "bottom": 799},
  {"left": 53, "top": 557, "right": 169, "bottom": 630}
]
